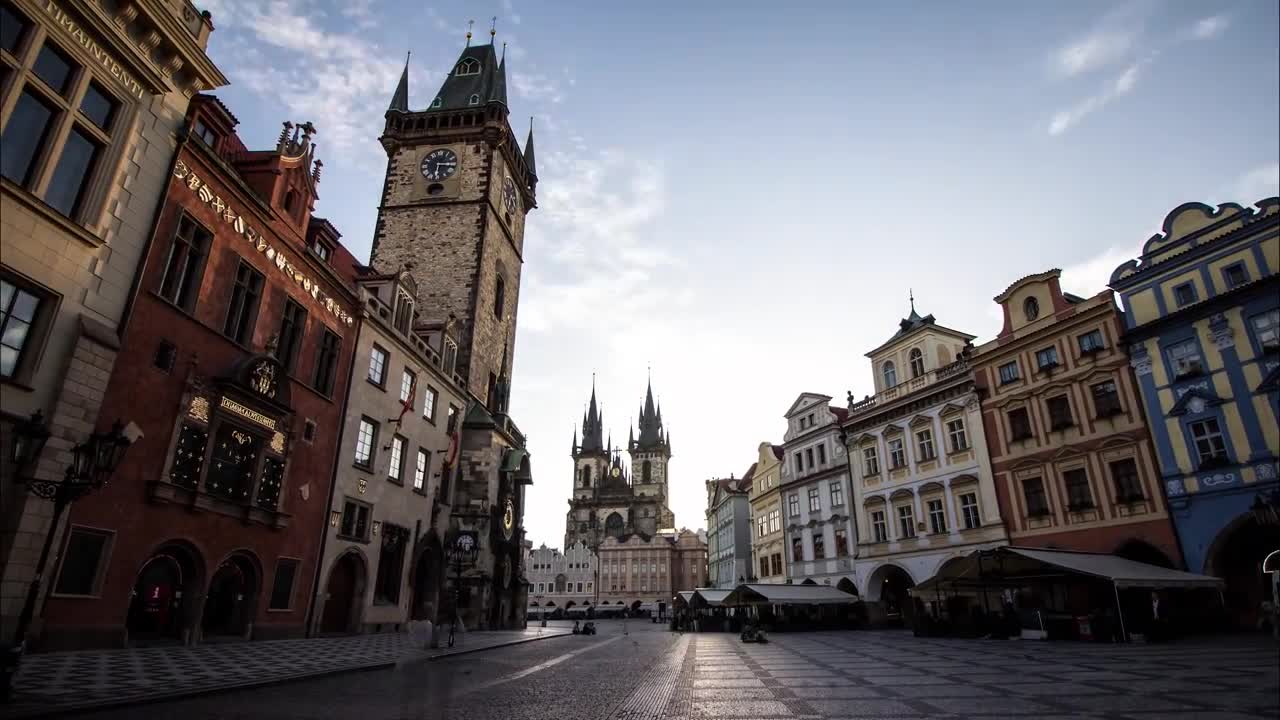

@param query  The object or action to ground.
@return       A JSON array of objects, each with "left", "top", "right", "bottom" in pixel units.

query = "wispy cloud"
[
  {"left": 1061, "top": 244, "right": 1142, "bottom": 296},
  {"left": 511, "top": 71, "right": 563, "bottom": 103},
  {"left": 1055, "top": 30, "right": 1135, "bottom": 77},
  {"left": 501, "top": 0, "right": 522, "bottom": 26},
  {"left": 1190, "top": 14, "right": 1230, "bottom": 40},
  {"left": 1048, "top": 58, "right": 1148, "bottom": 135},
  {"left": 1232, "top": 163, "right": 1280, "bottom": 202}
]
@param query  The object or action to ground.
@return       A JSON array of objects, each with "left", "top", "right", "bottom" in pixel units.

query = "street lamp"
[
  {"left": 445, "top": 529, "right": 478, "bottom": 648},
  {"left": 4, "top": 414, "right": 137, "bottom": 700}
]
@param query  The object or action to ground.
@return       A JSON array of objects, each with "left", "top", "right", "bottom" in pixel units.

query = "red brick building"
[{"left": 40, "top": 96, "right": 360, "bottom": 649}]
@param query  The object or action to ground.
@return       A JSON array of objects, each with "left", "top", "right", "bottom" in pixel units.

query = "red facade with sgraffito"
[{"left": 40, "top": 96, "right": 361, "bottom": 649}]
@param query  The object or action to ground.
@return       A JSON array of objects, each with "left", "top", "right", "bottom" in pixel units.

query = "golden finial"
[
  {"left": 466, "top": 19, "right": 473, "bottom": 46},
  {"left": 490, "top": 16, "right": 497, "bottom": 41}
]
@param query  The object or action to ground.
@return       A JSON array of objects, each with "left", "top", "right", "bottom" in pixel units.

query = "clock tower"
[{"left": 372, "top": 38, "right": 537, "bottom": 404}]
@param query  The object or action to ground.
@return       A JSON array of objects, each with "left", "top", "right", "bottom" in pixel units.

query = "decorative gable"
[{"left": 1168, "top": 387, "right": 1227, "bottom": 417}]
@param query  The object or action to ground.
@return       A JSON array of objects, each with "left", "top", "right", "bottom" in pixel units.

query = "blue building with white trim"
[{"left": 1110, "top": 196, "right": 1279, "bottom": 627}]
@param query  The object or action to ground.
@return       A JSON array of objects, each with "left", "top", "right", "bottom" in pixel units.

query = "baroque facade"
[
  {"left": 1, "top": 0, "right": 225, "bottom": 642},
  {"left": 596, "top": 528, "right": 705, "bottom": 612},
  {"left": 1109, "top": 197, "right": 1279, "bottom": 628},
  {"left": 526, "top": 542, "right": 596, "bottom": 612},
  {"left": 842, "top": 304, "right": 1007, "bottom": 624},
  {"left": 971, "top": 269, "right": 1182, "bottom": 566},
  {"left": 747, "top": 442, "right": 787, "bottom": 583},
  {"left": 778, "top": 394, "right": 856, "bottom": 589},
  {"left": 564, "top": 380, "right": 675, "bottom": 549}
]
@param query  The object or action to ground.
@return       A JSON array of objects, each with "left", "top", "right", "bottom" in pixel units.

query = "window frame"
[
  {"left": 400, "top": 367, "right": 416, "bottom": 409},
  {"left": 1063, "top": 468, "right": 1094, "bottom": 511},
  {"left": 338, "top": 497, "right": 372, "bottom": 542},
  {"left": 807, "top": 486, "right": 820, "bottom": 512},
  {"left": 829, "top": 481, "right": 844, "bottom": 507},
  {"left": 1165, "top": 339, "right": 1204, "bottom": 378},
  {"left": 414, "top": 447, "right": 430, "bottom": 492},
  {"left": 896, "top": 504, "right": 916, "bottom": 539},
  {"left": 0, "top": 18, "right": 132, "bottom": 228},
  {"left": 1173, "top": 282, "right": 1198, "bottom": 308},
  {"left": 871, "top": 510, "right": 888, "bottom": 543},
  {"left": 423, "top": 384, "right": 439, "bottom": 423},
  {"left": 1109, "top": 458, "right": 1143, "bottom": 502},
  {"left": 1035, "top": 346, "right": 1060, "bottom": 371},
  {"left": 275, "top": 298, "right": 308, "bottom": 373},
  {"left": 909, "top": 347, "right": 925, "bottom": 378},
  {"left": 354, "top": 416, "right": 378, "bottom": 470},
  {"left": 51, "top": 524, "right": 114, "bottom": 597},
  {"left": 862, "top": 445, "right": 880, "bottom": 476},
  {"left": 387, "top": 434, "right": 407, "bottom": 484},
  {"left": 267, "top": 557, "right": 302, "bottom": 611},
  {"left": 998, "top": 361, "right": 1020, "bottom": 384},
  {"left": 1221, "top": 262, "right": 1248, "bottom": 289},
  {"left": 311, "top": 327, "right": 341, "bottom": 396},
  {"left": 946, "top": 418, "right": 968, "bottom": 452},
  {"left": 787, "top": 493, "right": 800, "bottom": 517},
  {"left": 1078, "top": 329, "right": 1105, "bottom": 354},
  {"left": 959, "top": 492, "right": 980, "bottom": 529},
  {"left": 1249, "top": 309, "right": 1279, "bottom": 352},
  {"left": 882, "top": 360, "right": 897, "bottom": 387},
  {"left": 222, "top": 258, "right": 264, "bottom": 346},
  {"left": 156, "top": 213, "right": 212, "bottom": 313},
  {"left": 1022, "top": 477, "right": 1049, "bottom": 517},
  {"left": 1189, "top": 418, "right": 1229, "bottom": 468},
  {"left": 915, "top": 428, "right": 936, "bottom": 461},
  {"left": 0, "top": 271, "right": 55, "bottom": 383},
  {"left": 1007, "top": 407, "right": 1033, "bottom": 441},
  {"left": 1092, "top": 380, "right": 1122, "bottom": 417},
  {"left": 367, "top": 344, "right": 389, "bottom": 388},
  {"left": 888, "top": 437, "right": 906, "bottom": 468},
  {"left": 1046, "top": 394, "right": 1074, "bottom": 430},
  {"left": 926, "top": 498, "right": 946, "bottom": 535}
]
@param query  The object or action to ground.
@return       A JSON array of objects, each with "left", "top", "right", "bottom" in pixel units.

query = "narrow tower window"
[{"left": 494, "top": 275, "right": 505, "bottom": 319}]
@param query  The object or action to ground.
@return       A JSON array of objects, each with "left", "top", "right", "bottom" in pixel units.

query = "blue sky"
[{"left": 197, "top": 0, "right": 1280, "bottom": 549}]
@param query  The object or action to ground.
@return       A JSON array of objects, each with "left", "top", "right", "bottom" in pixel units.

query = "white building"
[
  {"left": 526, "top": 542, "right": 596, "bottom": 613},
  {"left": 778, "top": 394, "right": 857, "bottom": 592},
  {"left": 706, "top": 473, "right": 751, "bottom": 588},
  {"left": 841, "top": 303, "right": 1008, "bottom": 624}
]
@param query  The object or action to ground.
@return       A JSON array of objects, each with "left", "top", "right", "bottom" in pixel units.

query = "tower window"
[
  {"left": 468, "top": 94, "right": 480, "bottom": 106},
  {"left": 642, "top": 460, "right": 652, "bottom": 483},
  {"left": 494, "top": 275, "right": 505, "bottom": 319},
  {"left": 882, "top": 361, "right": 896, "bottom": 387},
  {"left": 455, "top": 58, "right": 481, "bottom": 76},
  {"left": 431, "top": 97, "right": 442, "bottom": 108},
  {"left": 909, "top": 348, "right": 925, "bottom": 378}
]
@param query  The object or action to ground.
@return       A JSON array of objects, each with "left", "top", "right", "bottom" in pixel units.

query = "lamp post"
[
  {"left": 4, "top": 413, "right": 136, "bottom": 700},
  {"left": 445, "top": 529, "right": 478, "bottom": 648}
]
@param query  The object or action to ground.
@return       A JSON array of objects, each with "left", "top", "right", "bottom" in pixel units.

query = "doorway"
[
  {"left": 126, "top": 543, "right": 203, "bottom": 646},
  {"left": 202, "top": 554, "right": 258, "bottom": 640},
  {"left": 321, "top": 551, "right": 365, "bottom": 634}
]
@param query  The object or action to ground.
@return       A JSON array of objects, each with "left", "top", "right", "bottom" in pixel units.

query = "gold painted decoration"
[
  {"left": 249, "top": 360, "right": 278, "bottom": 399},
  {"left": 171, "top": 160, "right": 355, "bottom": 326},
  {"left": 188, "top": 396, "right": 210, "bottom": 422},
  {"left": 271, "top": 431, "right": 286, "bottom": 454},
  {"left": 219, "top": 397, "right": 277, "bottom": 430}
]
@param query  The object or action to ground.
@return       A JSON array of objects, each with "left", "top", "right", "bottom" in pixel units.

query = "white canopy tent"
[{"left": 722, "top": 583, "right": 859, "bottom": 607}]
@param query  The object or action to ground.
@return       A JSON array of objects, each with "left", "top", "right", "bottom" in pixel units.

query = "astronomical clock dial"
[
  {"left": 611, "top": 466, "right": 621, "bottom": 478},
  {"left": 502, "top": 176, "right": 519, "bottom": 214},
  {"left": 456, "top": 532, "right": 476, "bottom": 554},
  {"left": 420, "top": 148, "right": 458, "bottom": 181},
  {"left": 502, "top": 497, "right": 515, "bottom": 540}
]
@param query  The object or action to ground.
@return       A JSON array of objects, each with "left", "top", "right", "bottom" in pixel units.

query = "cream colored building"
[
  {"left": 311, "top": 271, "right": 466, "bottom": 635},
  {"left": 842, "top": 303, "right": 1008, "bottom": 623},
  {"left": 0, "top": 0, "right": 224, "bottom": 636},
  {"left": 597, "top": 527, "right": 706, "bottom": 612},
  {"left": 748, "top": 442, "right": 786, "bottom": 583},
  {"left": 526, "top": 542, "right": 596, "bottom": 613}
]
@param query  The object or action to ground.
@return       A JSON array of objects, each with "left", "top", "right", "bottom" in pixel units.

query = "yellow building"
[{"left": 747, "top": 442, "right": 786, "bottom": 582}]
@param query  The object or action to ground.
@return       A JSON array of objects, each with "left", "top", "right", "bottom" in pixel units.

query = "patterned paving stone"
[
  {"left": 692, "top": 677, "right": 767, "bottom": 688},
  {"left": 691, "top": 700, "right": 793, "bottom": 717},
  {"left": 804, "top": 698, "right": 921, "bottom": 715}
]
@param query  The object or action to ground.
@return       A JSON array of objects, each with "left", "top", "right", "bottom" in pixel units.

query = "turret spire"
[
  {"left": 387, "top": 52, "right": 410, "bottom": 113},
  {"left": 524, "top": 118, "right": 537, "bottom": 179}
]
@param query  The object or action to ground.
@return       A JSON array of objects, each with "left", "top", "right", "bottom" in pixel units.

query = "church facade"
[{"left": 564, "top": 381, "right": 676, "bottom": 549}]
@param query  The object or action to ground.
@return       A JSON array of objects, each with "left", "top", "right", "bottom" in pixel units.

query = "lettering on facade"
[
  {"left": 173, "top": 160, "right": 355, "bottom": 326},
  {"left": 43, "top": 1, "right": 146, "bottom": 100},
  {"left": 219, "top": 396, "right": 277, "bottom": 430}
]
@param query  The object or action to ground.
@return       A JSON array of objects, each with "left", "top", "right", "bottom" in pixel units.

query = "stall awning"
[
  {"left": 723, "top": 583, "right": 859, "bottom": 606},
  {"left": 673, "top": 591, "right": 695, "bottom": 608},
  {"left": 692, "top": 588, "right": 732, "bottom": 607},
  {"left": 917, "top": 546, "right": 1223, "bottom": 592}
]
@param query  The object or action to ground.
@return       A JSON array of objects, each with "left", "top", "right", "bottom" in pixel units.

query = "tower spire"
[
  {"left": 524, "top": 117, "right": 537, "bottom": 179},
  {"left": 909, "top": 288, "right": 915, "bottom": 313},
  {"left": 387, "top": 52, "right": 409, "bottom": 113},
  {"left": 490, "top": 16, "right": 497, "bottom": 42}
]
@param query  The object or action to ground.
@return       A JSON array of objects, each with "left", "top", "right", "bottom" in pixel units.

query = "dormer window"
[
  {"left": 431, "top": 97, "right": 442, "bottom": 108},
  {"left": 193, "top": 118, "right": 217, "bottom": 147},
  {"left": 310, "top": 239, "right": 331, "bottom": 263},
  {"left": 455, "top": 58, "right": 481, "bottom": 76},
  {"left": 468, "top": 94, "right": 480, "bottom": 106}
]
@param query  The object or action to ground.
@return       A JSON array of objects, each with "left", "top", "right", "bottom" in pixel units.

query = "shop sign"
[
  {"left": 173, "top": 160, "right": 354, "bottom": 326},
  {"left": 220, "top": 396, "right": 277, "bottom": 430},
  {"left": 43, "top": 1, "right": 145, "bottom": 99}
]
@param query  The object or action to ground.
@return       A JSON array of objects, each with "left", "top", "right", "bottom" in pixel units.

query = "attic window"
[
  {"left": 192, "top": 118, "right": 217, "bottom": 147},
  {"left": 456, "top": 58, "right": 481, "bottom": 76},
  {"left": 432, "top": 97, "right": 442, "bottom": 108},
  {"left": 468, "top": 94, "right": 480, "bottom": 106},
  {"left": 310, "top": 238, "right": 332, "bottom": 263}
]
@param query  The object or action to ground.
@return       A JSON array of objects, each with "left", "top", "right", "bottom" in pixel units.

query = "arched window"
[
  {"left": 1024, "top": 297, "right": 1040, "bottom": 321},
  {"left": 882, "top": 361, "right": 897, "bottom": 387},
  {"left": 909, "top": 348, "right": 925, "bottom": 378},
  {"left": 431, "top": 97, "right": 442, "bottom": 108},
  {"left": 468, "top": 94, "right": 480, "bottom": 106},
  {"left": 455, "top": 58, "right": 481, "bottom": 76},
  {"left": 494, "top": 275, "right": 505, "bottom": 319},
  {"left": 283, "top": 189, "right": 298, "bottom": 215},
  {"left": 642, "top": 460, "right": 652, "bottom": 483},
  {"left": 581, "top": 465, "right": 591, "bottom": 487}
]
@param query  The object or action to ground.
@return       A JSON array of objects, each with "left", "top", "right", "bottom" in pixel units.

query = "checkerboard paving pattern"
[
  {"left": 679, "top": 631, "right": 1280, "bottom": 719},
  {"left": 7, "top": 628, "right": 569, "bottom": 718}
]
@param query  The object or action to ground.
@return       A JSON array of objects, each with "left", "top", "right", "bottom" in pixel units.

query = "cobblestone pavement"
[
  {"left": 42, "top": 623, "right": 1280, "bottom": 719},
  {"left": 7, "top": 625, "right": 572, "bottom": 719}
]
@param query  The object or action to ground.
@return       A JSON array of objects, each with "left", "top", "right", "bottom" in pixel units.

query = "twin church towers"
[{"left": 565, "top": 380, "right": 675, "bottom": 548}]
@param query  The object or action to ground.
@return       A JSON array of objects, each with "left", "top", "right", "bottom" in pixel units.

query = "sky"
[{"left": 195, "top": 0, "right": 1280, "bottom": 549}]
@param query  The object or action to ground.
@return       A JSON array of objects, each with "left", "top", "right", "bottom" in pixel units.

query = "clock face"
[
  {"left": 502, "top": 176, "right": 518, "bottom": 215},
  {"left": 502, "top": 498, "right": 515, "bottom": 539},
  {"left": 420, "top": 149, "right": 458, "bottom": 181},
  {"left": 611, "top": 467, "right": 621, "bottom": 478},
  {"left": 457, "top": 533, "right": 475, "bottom": 553}
]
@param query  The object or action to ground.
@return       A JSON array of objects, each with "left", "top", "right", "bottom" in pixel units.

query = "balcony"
[{"left": 848, "top": 359, "right": 971, "bottom": 417}]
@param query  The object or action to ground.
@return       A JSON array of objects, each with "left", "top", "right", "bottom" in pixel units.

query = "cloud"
[
  {"left": 1232, "top": 163, "right": 1280, "bottom": 202},
  {"left": 502, "top": 0, "right": 522, "bottom": 25},
  {"left": 340, "top": 0, "right": 378, "bottom": 29},
  {"left": 1060, "top": 244, "right": 1142, "bottom": 297},
  {"left": 1055, "top": 30, "right": 1135, "bottom": 77},
  {"left": 511, "top": 71, "right": 563, "bottom": 103},
  {"left": 1190, "top": 15, "right": 1230, "bottom": 39},
  {"left": 1048, "top": 59, "right": 1147, "bottom": 135}
]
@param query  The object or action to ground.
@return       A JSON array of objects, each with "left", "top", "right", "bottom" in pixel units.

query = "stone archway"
[
  {"left": 126, "top": 541, "right": 204, "bottom": 647},
  {"left": 866, "top": 563, "right": 915, "bottom": 627},
  {"left": 321, "top": 550, "right": 367, "bottom": 634},
  {"left": 202, "top": 552, "right": 260, "bottom": 640},
  {"left": 1205, "top": 514, "right": 1280, "bottom": 629},
  {"left": 605, "top": 512, "right": 625, "bottom": 539}
]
